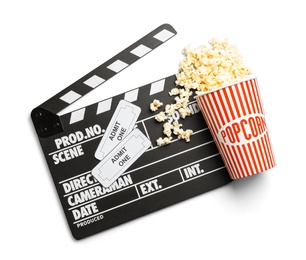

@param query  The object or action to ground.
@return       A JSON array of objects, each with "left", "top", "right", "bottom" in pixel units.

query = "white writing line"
[
  {"left": 141, "top": 121, "right": 153, "bottom": 149},
  {"left": 135, "top": 186, "right": 141, "bottom": 198},
  {"left": 179, "top": 168, "right": 185, "bottom": 182}
]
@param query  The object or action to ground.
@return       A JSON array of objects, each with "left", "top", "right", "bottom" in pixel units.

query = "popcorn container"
[{"left": 195, "top": 77, "right": 276, "bottom": 179}]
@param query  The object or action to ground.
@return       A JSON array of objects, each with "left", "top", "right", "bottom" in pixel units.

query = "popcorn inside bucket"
[{"left": 176, "top": 38, "right": 252, "bottom": 95}]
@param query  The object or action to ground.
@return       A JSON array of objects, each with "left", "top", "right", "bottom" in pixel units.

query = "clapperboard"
[{"left": 31, "top": 24, "right": 232, "bottom": 240}]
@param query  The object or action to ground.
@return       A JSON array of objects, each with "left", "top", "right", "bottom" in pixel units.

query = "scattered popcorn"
[
  {"left": 155, "top": 111, "right": 167, "bottom": 122},
  {"left": 150, "top": 99, "right": 163, "bottom": 112},
  {"left": 155, "top": 119, "right": 192, "bottom": 146},
  {"left": 178, "top": 129, "right": 193, "bottom": 142},
  {"left": 172, "top": 121, "right": 183, "bottom": 136},
  {"left": 178, "top": 107, "right": 192, "bottom": 119},
  {"left": 163, "top": 122, "right": 173, "bottom": 137},
  {"left": 163, "top": 136, "right": 172, "bottom": 145},
  {"left": 156, "top": 136, "right": 172, "bottom": 146},
  {"left": 165, "top": 104, "right": 178, "bottom": 116},
  {"left": 174, "top": 96, "right": 188, "bottom": 108},
  {"left": 175, "top": 38, "right": 252, "bottom": 94},
  {"left": 179, "top": 89, "right": 192, "bottom": 98},
  {"left": 163, "top": 128, "right": 172, "bottom": 137},
  {"left": 163, "top": 122, "right": 173, "bottom": 129}
]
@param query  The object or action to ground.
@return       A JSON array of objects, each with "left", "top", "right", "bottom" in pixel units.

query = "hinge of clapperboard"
[{"left": 31, "top": 24, "right": 177, "bottom": 138}]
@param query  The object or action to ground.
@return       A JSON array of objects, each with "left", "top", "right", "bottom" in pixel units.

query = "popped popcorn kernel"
[
  {"left": 150, "top": 99, "right": 163, "bottom": 112},
  {"left": 155, "top": 111, "right": 167, "bottom": 122},
  {"left": 172, "top": 120, "right": 183, "bottom": 136},
  {"left": 163, "top": 122, "right": 173, "bottom": 137},
  {"left": 179, "top": 89, "right": 192, "bottom": 98},
  {"left": 178, "top": 129, "right": 193, "bottom": 142},
  {"left": 163, "top": 122, "right": 173, "bottom": 129},
  {"left": 156, "top": 136, "right": 172, "bottom": 146},
  {"left": 178, "top": 107, "right": 192, "bottom": 119},
  {"left": 156, "top": 137, "right": 165, "bottom": 146},
  {"left": 174, "top": 96, "right": 188, "bottom": 108},
  {"left": 165, "top": 104, "right": 178, "bottom": 116},
  {"left": 169, "top": 88, "right": 180, "bottom": 96}
]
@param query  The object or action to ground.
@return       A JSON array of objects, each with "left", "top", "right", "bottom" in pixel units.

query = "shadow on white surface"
[
  {"left": 222, "top": 171, "right": 271, "bottom": 208},
  {"left": 230, "top": 171, "right": 267, "bottom": 191}
]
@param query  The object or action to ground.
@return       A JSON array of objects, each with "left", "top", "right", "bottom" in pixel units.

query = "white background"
[{"left": 1, "top": 0, "right": 305, "bottom": 259}]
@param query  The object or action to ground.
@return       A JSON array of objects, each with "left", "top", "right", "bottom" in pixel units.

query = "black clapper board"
[{"left": 31, "top": 24, "right": 232, "bottom": 240}]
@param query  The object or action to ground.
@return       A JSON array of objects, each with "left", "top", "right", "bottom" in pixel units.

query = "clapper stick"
[{"left": 31, "top": 24, "right": 177, "bottom": 138}]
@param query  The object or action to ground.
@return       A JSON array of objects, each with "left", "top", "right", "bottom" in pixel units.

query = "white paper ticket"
[
  {"left": 92, "top": 128, "right": 151, "bottom": 187},
  {"left": 95, "top": 100, "right": 141, "bottom": 160}
]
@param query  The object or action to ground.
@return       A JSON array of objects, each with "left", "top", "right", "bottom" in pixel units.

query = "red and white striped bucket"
[{"left": 196, "top": 77, "right": 276, "bottom": 179}]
